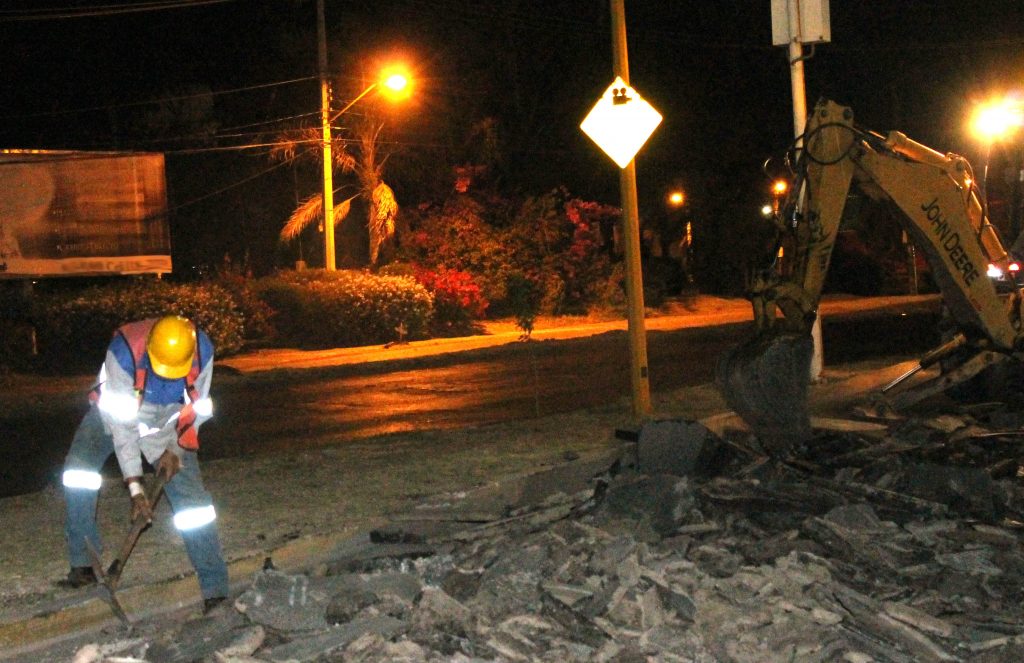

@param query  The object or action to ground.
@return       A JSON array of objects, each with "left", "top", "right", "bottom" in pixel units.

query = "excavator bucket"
[{"left": 715, "top": 330, "right": 814, "bottom": 455}]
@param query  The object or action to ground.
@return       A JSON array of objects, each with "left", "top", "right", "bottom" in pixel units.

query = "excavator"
[{"left": 717, "top": 99, "right": 1024, "bottom": 455}]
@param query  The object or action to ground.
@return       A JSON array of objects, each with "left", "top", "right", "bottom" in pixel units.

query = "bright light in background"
[
  {"left": 378, "top": 65, "right": 412, "bottom": 101},
  {"left": 992, "top": 262, "right": 1022, "bottom": 278},
  {"left": 772, "top": 179, "right": 788, "bottom": 196},
  {"left": 667, "top": 190, "right": 685, "bottom": 207},
  {"left": 383, "top": 73, "right": 407, "bottom": 92},
  {"left": 761, "top": 204, "right": 774, "bottom": 217},
  {"left": 971, "top": 96, "right": 1024, "bottom": 142}
]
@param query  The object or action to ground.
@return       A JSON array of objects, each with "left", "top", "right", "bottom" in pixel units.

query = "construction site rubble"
[{"left": 71, "top": 404, "right": 1024, "bottom": 662}]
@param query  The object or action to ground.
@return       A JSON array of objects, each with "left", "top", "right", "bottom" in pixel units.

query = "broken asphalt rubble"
[{"left": 70, "top": 402, "right": 1024, "bottom": 663}]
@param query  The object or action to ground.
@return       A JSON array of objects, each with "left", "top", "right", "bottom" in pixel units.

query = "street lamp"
[
  {"left": 972, "top": 98, "right": 1023, "bottom": 143},
  {"left": 667, "top": 190, "right": 685, "bottom": 208},
  {"left": 331, "top": 71, "right": 409, "bottom": 122},
  {"left": 970, "top": 96, "right": 1024, "bottom": 197},
  {"left": 318, "top": 60, "right": 410, "bottom": 271}
]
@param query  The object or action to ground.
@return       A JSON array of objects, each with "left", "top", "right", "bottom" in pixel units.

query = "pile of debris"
[{"left": 74, "top": 407, "right": 1024, "bottom": 662}]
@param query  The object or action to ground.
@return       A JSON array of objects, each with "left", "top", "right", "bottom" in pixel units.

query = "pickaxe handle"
[
  {"left": 85, "top": 538, "right": 131, "bottom": 628},
  {"left": 106, "top": 473, "right": 168, "bottom": 587}
]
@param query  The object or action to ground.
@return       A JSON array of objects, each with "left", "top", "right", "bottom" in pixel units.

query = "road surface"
[{"left": 1, "top": 299, "right": 941, "bottom": 497}]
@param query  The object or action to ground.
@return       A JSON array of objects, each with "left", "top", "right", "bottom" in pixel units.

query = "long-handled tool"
[{"left": 86, "top": 474, "right": 168, "bottom": 627}]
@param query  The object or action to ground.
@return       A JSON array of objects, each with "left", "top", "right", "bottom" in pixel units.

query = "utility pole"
[
  {"left": 773, "top": 0, "right": 830, "bottom": 381},
  {"left": 317, "top": 0, "right": 336, "bottom": 271},
  {"left": 786, "top": 3, "right": 821, "bottom": 381},
  {"left": 610, "top": 0, "right": 652, "bottom": 417}
]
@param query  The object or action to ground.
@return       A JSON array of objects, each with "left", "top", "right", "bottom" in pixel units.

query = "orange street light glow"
[
  {"left": 971, "top": 98, "right": 1024, "bottom": 142},
  {"left": 383, "top": 73, "right": 408, "bottom": 93},
  {"left": 668, "top": 191, "right": 685, "bottom": 207},
  {"left": 378, "top": 65, "right": 412, "bottom": 101},
  {"left": 772, "top": 180, "right": 788, "bottom": 195}
]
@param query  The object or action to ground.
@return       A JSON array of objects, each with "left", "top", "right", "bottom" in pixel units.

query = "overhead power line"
[
  {"left": 0, "top": 76, "right": 317, "bottom": 121},
  {"left": 0, "top": 0, "right": 236, "bottom": 22},
  {"left": 167, "top": 146, "right": 316, "bottom": 211}
]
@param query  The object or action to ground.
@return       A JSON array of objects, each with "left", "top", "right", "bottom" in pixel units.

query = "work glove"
[
  {"left": 125, "top": 476, "right": 153, "bottom": 523},
  {"left": 156, "top": 449, "right": 182, "bottom": 481}
]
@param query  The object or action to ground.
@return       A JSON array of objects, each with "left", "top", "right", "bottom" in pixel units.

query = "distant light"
[
  {"left": 971, "top": 97, "right": 1024, "bottom": 142},
  {"left": 761, "top": 204, "right": 774, "bottom": 217},
  {"left": 667, "top": 190, "right": 685, "bottom": 207},
  {"left": 772, "top": 179, "right": 788, "bottom": 195},
  {"left": 1011, "top": 262, "right": 1021, "bottom": 273},
  {"left": 987, "top": 263, "right": 1003, "bottom": 278}
]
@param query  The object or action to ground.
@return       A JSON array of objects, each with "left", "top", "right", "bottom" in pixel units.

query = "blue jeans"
[{"left": 63, "top": 406, "right": 229, "bottom": 600}]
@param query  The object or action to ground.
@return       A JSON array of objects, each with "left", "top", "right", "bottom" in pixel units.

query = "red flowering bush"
[
  {"left": 398, "top": 189, "right": 618, "bottom": 317},
  {"left": 413, "top": 266, "right": 489, "bottom": 336}
]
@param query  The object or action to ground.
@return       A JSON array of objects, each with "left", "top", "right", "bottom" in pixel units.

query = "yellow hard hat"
[{"left": 146, "top": 316, "right": 197, "bottom": 379}]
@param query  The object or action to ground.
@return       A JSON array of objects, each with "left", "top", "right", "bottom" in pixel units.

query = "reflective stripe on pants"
[{"left": 63, "top": 406, "right": 229, "bottom": 599}]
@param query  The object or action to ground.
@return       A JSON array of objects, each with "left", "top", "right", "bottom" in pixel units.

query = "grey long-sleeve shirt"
[{"left": 95, "top": 333, "right": 214, "bottom": 478}]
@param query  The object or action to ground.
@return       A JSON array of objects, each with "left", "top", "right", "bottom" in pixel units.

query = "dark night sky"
[{"left": 2, "top": 1, "right": 1023, "bottom": 273}]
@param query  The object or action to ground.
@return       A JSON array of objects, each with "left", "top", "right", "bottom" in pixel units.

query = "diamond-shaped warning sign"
[{"left": 580, "top": 77, "right": 662, "bottom": 168}]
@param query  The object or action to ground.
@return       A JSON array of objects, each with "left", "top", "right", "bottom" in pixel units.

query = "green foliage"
[
  {"left": 25, "top": 280, "right": 246, "bottom": 373},
  {"left": 399, "top": 196, "right": 513, "bottom": 306},
  {"left": 205, "top": 272, "right": 275, "bottom": 341},
  {"left": 0, "top": 286, "right": 35, "bottom": 372},
  {"left": 504, "top": 272, "right": 542, "bottom": 339},
  {"left": 252, "top": 269, "right": 433, "bottom": 348},
  {"left": 398, "top": 188, "right": 618, "bottom": 316}
]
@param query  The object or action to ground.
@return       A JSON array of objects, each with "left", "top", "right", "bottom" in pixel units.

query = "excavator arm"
[{"left": 718, "top": 99, "right": 1024, "bottom": 455}]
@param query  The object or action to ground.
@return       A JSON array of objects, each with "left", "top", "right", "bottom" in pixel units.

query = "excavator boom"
[{"left": 717, "top": 100, "right": 1024, "bottom": 455}]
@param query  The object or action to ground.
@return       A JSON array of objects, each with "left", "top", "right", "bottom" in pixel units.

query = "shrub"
[
  {"left": 26, "top": 280, "right": 246, "bottom": 373},
  {"left": 505, "top": 271, "right": 543, "bottom": 339},
  {"left": 397, "top": 196, "right": 513, "bottom": 307},
  {"left": 252, "top": 269, "right": 433, "bottom": 348},
  {"left": 205, "top": 272, "right": 275, "bottom": 343},
  {"left": 397, "top": 189, "right": 618, "bottom": 317},
  {"left": 413, "top": 267, "right": 488, "bottom": 336}
]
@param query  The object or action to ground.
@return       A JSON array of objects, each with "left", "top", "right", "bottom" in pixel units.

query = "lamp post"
[
  {"left": 971, "top": 97, "right": 1024, "bottom": 244},
  {"left": 317, "top": 0, "right": 409, "bottom": 271},
  {"left": 316, "top": 0, "right": 337, "bottom": 271}
]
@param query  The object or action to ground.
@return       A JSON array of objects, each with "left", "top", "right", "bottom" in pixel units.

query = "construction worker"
[{"left": 61, "top": 315, "right": 229, "bottom": 613}]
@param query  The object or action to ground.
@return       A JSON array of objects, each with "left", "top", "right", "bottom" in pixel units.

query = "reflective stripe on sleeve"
[
  {"left": 192, "top": 397, "right": 213, "bottom": 417},
  {"left": 173, "top": 505, "right": 217, "bottom": 531},
  {"left": 97, "top": 391, "right": 139, "bottom": 422},
  {"left": 62, "top": 469, "right": 103, "bottom": 490}
]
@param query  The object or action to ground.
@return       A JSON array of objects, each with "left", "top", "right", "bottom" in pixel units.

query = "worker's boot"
[
  {"left": 202, "top": 596, "right": 229, "bottom": 615},
  {"left": 63, "top": 566, "right": 97, "bottom": 588}
]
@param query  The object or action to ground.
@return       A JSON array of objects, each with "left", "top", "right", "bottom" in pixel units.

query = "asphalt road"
[{"left": 0, "top": 301, "right": 942, "bottom": 498}]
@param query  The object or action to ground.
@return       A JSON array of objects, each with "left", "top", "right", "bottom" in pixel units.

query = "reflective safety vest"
[{"left": 97, "top": 318, "right": 204, "bottom": 450}]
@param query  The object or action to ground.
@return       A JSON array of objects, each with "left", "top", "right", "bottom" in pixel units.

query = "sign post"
[{"left": 580, "top": 0, "right": 663, "bottom": 418}]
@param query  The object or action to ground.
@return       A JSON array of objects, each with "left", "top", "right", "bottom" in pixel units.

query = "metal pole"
[
  {"left": 610, "top": 0, "right": 652, "bottom": 418},
  {"left": 317, "top": 0, "right": 336, "bottom": 271},
  {"left": 787, "top": 0, "right": 822, "bottom": 381}
]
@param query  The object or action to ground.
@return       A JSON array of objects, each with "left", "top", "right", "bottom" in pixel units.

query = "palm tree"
[{"left": 274, "top": 112, "right": 398, "bottom": 267}]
